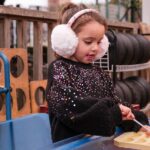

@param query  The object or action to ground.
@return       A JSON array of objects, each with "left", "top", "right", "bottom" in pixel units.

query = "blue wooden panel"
[{"left": 0, "top": 113, "right": 54, "bottom": 150}]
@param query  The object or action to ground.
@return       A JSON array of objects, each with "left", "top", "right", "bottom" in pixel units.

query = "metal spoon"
[{"left": 133, "top": 119, "right": 149, "bottom": 131}]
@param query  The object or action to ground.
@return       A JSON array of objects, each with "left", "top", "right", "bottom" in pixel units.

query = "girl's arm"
[
  {"left": 103, "top": 71, "right": 149, "bottom": 132},
  {"left": 56, "top": 87, "right": 123, "bottom": 136}
]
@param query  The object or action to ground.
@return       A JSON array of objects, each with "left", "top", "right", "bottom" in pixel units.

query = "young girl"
[{"left": 46, "top": 2, "right": 150, "bottom": 142}]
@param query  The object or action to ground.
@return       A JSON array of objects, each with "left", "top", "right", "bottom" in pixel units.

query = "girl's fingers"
[
  {"left": 119, "top": 104, "right": 135, "bottom": 120},
  {"left": 140, "top": 126, "right": 150, "bottom": 136},
  {"left": 122, "top": 112, "right": 135, "bottom": 120},
  {"left": 127, "top": 112, "right": 135, "bottom": 119}
]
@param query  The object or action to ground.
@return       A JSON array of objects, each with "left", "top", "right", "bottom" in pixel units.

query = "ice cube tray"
[{"left": 114, "top": 131, "right": 150, "bottom": 150}]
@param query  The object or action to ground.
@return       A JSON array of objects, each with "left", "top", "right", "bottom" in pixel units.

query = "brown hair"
[{"left": 58, "top": 2, "right": 107, "bottom": 33}]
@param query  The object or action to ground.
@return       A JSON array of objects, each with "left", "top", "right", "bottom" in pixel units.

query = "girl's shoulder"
[
  {"left": 93, "top": 65, "right": 111, "bottom": 78},
  {"left": 49, "top": 58, "right": 66, "bottom": 68},
  {"left": 93, "top": 65, "right": 106, "bottom": 73},
  {"left": 48, "top": 58, "right": 71, "bottom": 74}
]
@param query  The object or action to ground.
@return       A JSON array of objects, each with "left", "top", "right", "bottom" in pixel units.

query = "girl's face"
[{"left": 70, "top": 21, "right": 105, "bottom": 64}]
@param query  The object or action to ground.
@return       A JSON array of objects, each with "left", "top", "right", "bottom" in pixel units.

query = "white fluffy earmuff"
[
  {"left": 51, "top": 9, "right": 109, "bottom": 59},
  {"left": 95, "top": 35, "right": 109, "bottom": 60},
  {"left": 51, "top": 24, "right": 78, "bottom": 57}
]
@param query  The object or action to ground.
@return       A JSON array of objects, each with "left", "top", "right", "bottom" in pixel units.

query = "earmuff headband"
[{"left": 68, "top": 9, "right": 99, "bottom": 27}]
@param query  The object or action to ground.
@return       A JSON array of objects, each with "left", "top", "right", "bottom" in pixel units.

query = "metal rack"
[
  {"left": 111, "top": 62, "right": 150, "bottom": 72},
  {"left": 94, "top": 51, "right": 150, "bottom": 72}
]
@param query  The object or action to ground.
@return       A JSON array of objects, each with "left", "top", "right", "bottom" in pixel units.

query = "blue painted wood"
[{"left": 0, "top": 113, "right": 53, "bottom": 150}]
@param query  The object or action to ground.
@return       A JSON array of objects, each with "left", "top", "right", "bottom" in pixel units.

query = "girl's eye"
[
  {"left": 98, "top": 41, "right": 101, "bottom": 44},
  {"left": 84, "top": 41, "right": 92, "bottom": 45}
]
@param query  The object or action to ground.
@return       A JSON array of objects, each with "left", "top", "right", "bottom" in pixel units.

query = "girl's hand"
[
  {"left": 119, "top": 104, "right": 135, "bottom": 120},
  {"left": 140, "top": 125, "right": 150, "bottom": 136}
]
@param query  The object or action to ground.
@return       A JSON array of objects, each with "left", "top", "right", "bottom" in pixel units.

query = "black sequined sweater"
[{"left": 46, "top": 57, "right": 149, "bottom": 142}]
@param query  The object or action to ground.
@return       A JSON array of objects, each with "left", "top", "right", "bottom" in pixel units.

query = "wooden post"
[
  {"left": 17, "top": 20, "right": 28, "bottom": 49},
  {"left": 47, "top": 23, "right": 55, "bottom": 65},
  {"left": 0, "top": 19, "right": 4, "bottom": 48},
  {"left": 33, "top": 21, "right": 43, "bottom": 80},
  {"left": 4, "top": 18, "right": 11, "bottom": 48}
]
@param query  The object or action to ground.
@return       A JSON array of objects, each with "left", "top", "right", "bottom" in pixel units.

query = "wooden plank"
[
  {"left": 108, "top": 20, "right": 139, "bottom": 33},
  {"left": 3, "top": 18, "right": 11, "bottom": 48},
  {"left": 0, "top": 83, "right": 18, "bottom": 121},
  {"left": 22, "top": 21, "right": 28, "bottom": 49},
  {"left": 0, "top": 5, "right": 57, "bottom": 22},
  {"left": 30, "top": 80, "right": 47, "bottom": 113},
  {"left": 139, "top": 22, "right": 150, "bottom": 40},
  {"left": 0, "top": 48, "right": 31, "bottom": 120},
  {"left": 33, "top": 21, "right": 43, "bottom": 80},
  {"left": 47, "top": 23, "right": 55, "bottom": 64},
  {"left": 0, "top": 19, "right": 4, "bottom": 47},
  {"left": 108, "top": 20, "right": 139, "bottom": 29},
  {"left": 17, "top": 20, "right": 28, "bottom": 49}
]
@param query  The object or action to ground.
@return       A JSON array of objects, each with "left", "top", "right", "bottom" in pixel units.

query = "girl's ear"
[
  {"left": 51, "top": 24, "right": 78, "bottom": 57},
  {"left": 95, "top": 35, "right": 109, "bottom": 60}
]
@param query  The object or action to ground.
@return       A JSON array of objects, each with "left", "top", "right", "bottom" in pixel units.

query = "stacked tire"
[
  {"left": 115, "top": 76, "right": 150, "bottom": 108},
  {"left": 106, "top": 32, "right": 150, "bottom": 65}
]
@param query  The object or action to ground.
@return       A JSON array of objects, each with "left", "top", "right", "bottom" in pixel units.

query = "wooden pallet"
[
  {"left": 0, "top": 48, "right": 30, "bottom": 121},
  {"left": 30, "top": 80, "right": 47, "bottom": 113}
]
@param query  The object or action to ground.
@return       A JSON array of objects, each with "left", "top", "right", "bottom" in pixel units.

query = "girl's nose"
[{"left": 92, "top": 44, "right": 99, "bottom": 52}]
